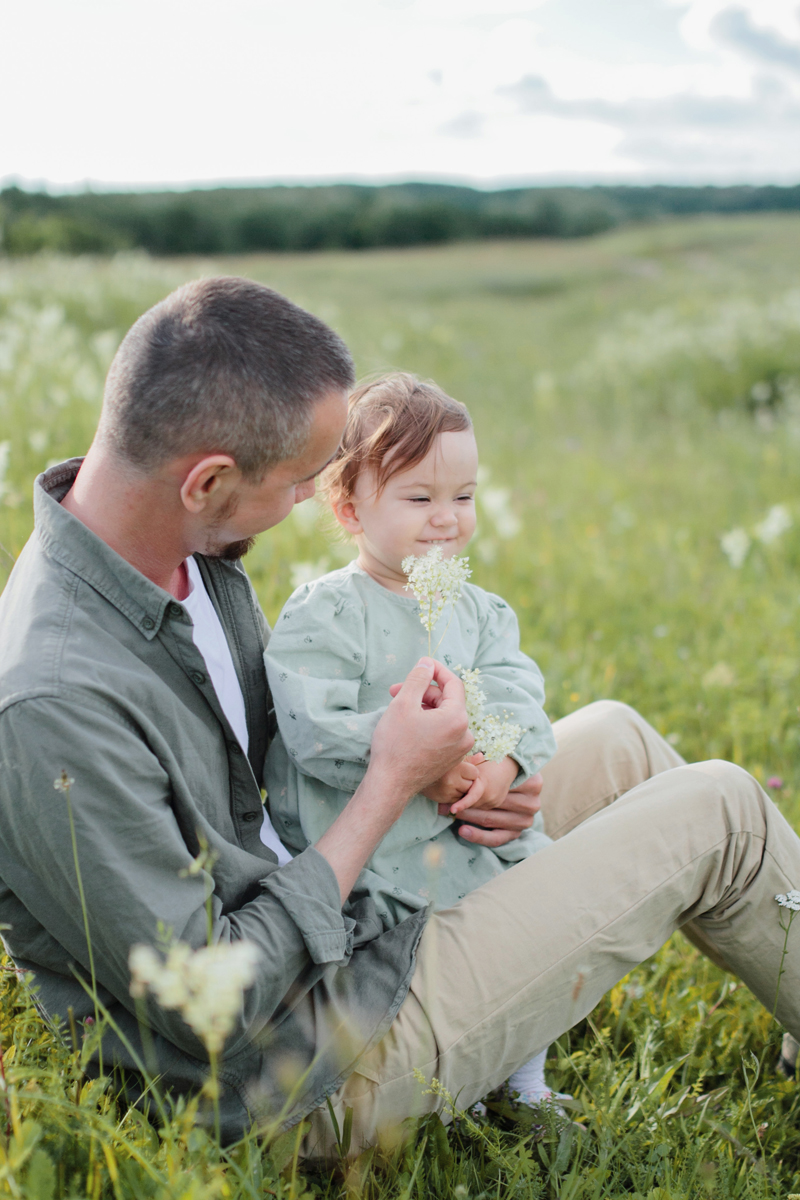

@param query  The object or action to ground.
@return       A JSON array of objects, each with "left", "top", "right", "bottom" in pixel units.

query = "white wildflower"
[
  {"left": 480, "top": 486, "right": 521, "bottom": 540},
  {"left": 720, "top": 527, "right": 750, "bottom": 568},
  {"left": 702, "top": 662, "right": 736, "bottom": 688},
  {"left": 0, "top": 441, "right": 10, "bottom": 500},
  {"left": 460, "top": 667, "right": 522, "bottom": 763},
  {"left": 755, "top": 504, "right": 792, "bottom": 546},
  {"left": 129, "top": 939, "right": 260, "bottom": 1055},
  {"left": 402, "top": 546, "right": 471, "bottom": 647},
  {"left": 776, "top": 891, "right": 800, "bottom": 912},
  {"left": 53, "top": 771, "right": 75, "bottom": 793}
]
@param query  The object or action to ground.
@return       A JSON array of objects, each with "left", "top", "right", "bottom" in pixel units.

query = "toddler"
[{"left": 264, "top": 373, "right": 558, "bottom": 1106}]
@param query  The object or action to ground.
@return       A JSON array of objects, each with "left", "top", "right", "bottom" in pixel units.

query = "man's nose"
[{"left": 296, "top": 479, "right": 316, "bottom": 504}]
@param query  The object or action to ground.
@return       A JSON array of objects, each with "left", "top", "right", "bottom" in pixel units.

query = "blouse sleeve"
[
  {"left": 264, "top": 580, "right": 385, "bottom": 794},
  {"left": 471, "top": 589, "right": 557, "bottom": 782}
]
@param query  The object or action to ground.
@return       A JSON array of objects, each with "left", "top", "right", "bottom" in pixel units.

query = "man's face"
[{"left": 204, "top": 389, "right": 348, "bottom": 559}]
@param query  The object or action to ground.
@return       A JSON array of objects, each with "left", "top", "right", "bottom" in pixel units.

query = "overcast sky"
[{"left": 4, "top": 0, "right": 800, "bottom": 190}]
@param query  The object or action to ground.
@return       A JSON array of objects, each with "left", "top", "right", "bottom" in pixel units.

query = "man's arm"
[
  {"left": 0, "top": 692, "right": 351, "bottom": 1059},
  {"left": 0, "top": 658, "right": 470, "bottom": 1055}
]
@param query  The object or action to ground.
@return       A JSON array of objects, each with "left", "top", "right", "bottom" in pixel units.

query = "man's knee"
[
  {"left": 682, "top": 759, "right": 765, "bottom": 807},
  {"left": 552, "top": 698, "right": 648, "bottom": 754}
]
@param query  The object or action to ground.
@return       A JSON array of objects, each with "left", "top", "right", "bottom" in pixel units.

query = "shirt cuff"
[
  {"left": 510, "top": 729, "right": 552, "bottom": 786},
  {"left": 261, "top": 846, "right": 354, "bottom": 966}
]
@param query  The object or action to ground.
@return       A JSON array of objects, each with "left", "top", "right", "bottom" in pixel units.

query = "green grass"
[{"left": 3, "top": 214, "right": 800, "bottom": 1196}]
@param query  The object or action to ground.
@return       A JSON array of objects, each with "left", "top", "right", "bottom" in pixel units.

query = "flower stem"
[
  {"left": 0, "top": 1030, "right": 11, "bottom": 1143},
  {"left": 210, "top": 1049, "right": 221, "bottom": 1145}
]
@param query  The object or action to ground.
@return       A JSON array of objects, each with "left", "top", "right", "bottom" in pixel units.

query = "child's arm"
[
  {"left": 445, "top": 589, "right": 556, "bottom": 812},
  {"left": 265, "top": 582, "right": 385, "bottom": 794}
]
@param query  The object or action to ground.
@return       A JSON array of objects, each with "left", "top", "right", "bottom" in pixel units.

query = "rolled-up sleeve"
[
  {"left": 260, "top": 847, "right": 354, "bottom": 965},
  {"left": 0, "top": 694, "right": 351, "bottom": 1061}
]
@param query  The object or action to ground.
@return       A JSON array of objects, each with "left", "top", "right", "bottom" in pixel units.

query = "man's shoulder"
[{"left": 0, "top": 530, "right": 139, "bottom": 711}]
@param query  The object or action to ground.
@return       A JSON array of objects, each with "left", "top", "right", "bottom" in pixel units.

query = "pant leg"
[
  {"left": 539, "top": 700, "right": 684, "bottom": 840},
  {"left": 539, "top": 700, "right": 731, "bottom": 970},
  {"left": 305, "top": 760, "right": 800, "bottom": 1160}
]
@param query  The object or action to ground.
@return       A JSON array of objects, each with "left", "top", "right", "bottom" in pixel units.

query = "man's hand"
[
  {"left": 370, "top": 658, "right": 474, "bottom": 802},
  {"left": 316, "top": 658, "right": 473, "bottom": 899},
  {"left": 439, "top": 772, "right": 544, "bottom": 848}
]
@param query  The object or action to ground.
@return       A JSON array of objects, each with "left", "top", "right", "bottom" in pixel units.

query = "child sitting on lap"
[{"left": 264, "top": 372, "right": 558, "bottom": 1106}]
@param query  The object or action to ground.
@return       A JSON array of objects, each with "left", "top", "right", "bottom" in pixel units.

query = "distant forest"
[{"left": 2, "top": 181, "right": 800, "bottom": 256}]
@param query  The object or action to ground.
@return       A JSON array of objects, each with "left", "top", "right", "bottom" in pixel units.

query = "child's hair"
[{"left": 323, "top": 372, "right": 472, "bottom": 503}]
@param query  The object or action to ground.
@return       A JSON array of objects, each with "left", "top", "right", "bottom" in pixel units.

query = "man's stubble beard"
[
  {"left": 205, "top": 492, "right": 257, "bottom": 562},
  {"left": 214, "top": 535, "right": 257, "bottom": 562}
]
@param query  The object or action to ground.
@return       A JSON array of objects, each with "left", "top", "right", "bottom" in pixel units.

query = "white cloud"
[{"left": 2, "top": 0, "right": 799, "bottom": 186}]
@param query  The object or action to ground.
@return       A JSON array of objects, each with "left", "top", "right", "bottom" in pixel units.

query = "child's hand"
[
  {"left": 422, "top": 754, "right": 485, "bottom": 808},
  {"left": 448, "top": 755, "right": 519, "bottom": 814}
]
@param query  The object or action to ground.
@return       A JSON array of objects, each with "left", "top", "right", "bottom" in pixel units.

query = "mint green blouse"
[{"left": 265, "top": 560, "right": 556, "bottom": 928}]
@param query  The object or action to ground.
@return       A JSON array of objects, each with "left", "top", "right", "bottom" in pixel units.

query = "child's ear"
[{"left": 332, "top": 497, "right": 362, "bottom": 535}]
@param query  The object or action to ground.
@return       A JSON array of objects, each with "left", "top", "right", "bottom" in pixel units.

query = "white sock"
[{"left": 507, "top": 1047, "right": 550, "bottom": 1104}]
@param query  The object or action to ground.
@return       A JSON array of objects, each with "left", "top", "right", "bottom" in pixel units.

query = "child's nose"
[{"left": 431, "top": 505, "right": 457, "bottom": 526}]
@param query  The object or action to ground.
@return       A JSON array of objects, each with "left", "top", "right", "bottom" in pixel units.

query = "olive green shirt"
[{"left": 0, "top": 461, "right": 424, "bottom": 1140}]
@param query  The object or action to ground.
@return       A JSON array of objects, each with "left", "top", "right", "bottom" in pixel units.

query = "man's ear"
[
  {"left": 180, "top": 455, "right": 239, "bottom": 514},
  {"left": 332, "top": 496, "right": 362, "bottom": 535}
]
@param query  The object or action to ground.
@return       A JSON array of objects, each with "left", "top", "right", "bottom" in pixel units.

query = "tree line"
[{"left": 2, "top": 180, "right": 800, "bottom": 256}]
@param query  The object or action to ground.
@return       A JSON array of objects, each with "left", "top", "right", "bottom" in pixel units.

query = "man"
[{"left": 1, "top": 277, "right": 799, "bottom": 1157}]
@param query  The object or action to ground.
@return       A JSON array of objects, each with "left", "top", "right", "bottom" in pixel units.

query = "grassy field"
[{"left": 2, "top": 214, "right": 800, "bottom": 1196}]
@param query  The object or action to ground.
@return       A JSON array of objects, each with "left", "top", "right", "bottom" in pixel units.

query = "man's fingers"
[
  {"left": 453, "top": 805, "right": 533, "bottom": 831},
  {"left": 389, "top": 680, "right": 444, "bottom": 709},
  {"left": 496, "top": 790, "right": 541, "bottom": 817},
  {"left": 456, "top": 825, "right": 517, "bottom": 848},
  {"left": 392, "top": 657, "right": 436, "bottom": 704},
  {"left": 508, "top": 771, "right": 543, "bottom": 802}
]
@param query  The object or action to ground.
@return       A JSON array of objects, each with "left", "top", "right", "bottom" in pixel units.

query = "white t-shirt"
[{"left": 182, "top": 556, "right": 292, "bottom": 866}]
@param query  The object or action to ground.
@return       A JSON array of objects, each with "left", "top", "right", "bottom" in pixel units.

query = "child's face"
[{"left": 335, "top": 430, "right": 478, "bottom": 588}]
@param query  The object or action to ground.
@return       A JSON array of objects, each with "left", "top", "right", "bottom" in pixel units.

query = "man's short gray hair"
[{"left": 98, "top": 276, "right": 355, "bottom": 478}]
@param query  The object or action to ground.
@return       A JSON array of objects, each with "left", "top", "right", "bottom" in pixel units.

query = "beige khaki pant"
[{"left": 303, "top": 701, "right": 800, "bottom": 1159}]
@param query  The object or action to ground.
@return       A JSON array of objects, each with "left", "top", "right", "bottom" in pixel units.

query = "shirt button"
[
  {"left": 242, "top": 811, "right": 260, "bottom": 823},
  {"left": 142, "top": 616, "right": 155, "bottom": 630},
  {"left": 169, "top": 603, "right": 183, "bottom": 619},
  {"left": 229, "top": 741, "right": 243, "bottom": 755},
  {"left": 191, "top": 670, "right": 206, "bottom": 685}
]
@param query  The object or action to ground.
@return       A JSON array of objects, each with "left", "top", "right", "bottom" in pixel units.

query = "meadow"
[{"left": 2, "top": 214, "right": 800, "bottom": 1196}]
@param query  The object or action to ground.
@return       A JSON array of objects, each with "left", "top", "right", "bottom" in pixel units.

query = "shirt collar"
[{"left": 34, "top": 458, "right": 176, "bottom": 641}]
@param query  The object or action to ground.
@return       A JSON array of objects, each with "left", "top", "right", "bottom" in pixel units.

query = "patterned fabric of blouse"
[{"left": 265, "top": 559, "right": 557, "bottom": 928}]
